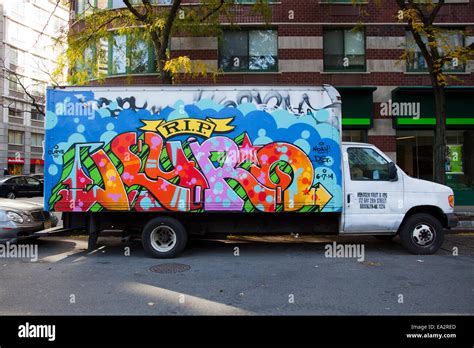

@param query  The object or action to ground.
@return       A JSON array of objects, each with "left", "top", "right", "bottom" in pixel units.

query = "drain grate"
[{"left": 149, "top": 263, "right": 191, "bottom": 274}]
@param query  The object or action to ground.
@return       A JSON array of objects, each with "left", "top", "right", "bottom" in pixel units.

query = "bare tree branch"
[
  {"left": 1, "top": 60, "right": 45, "bottom": 115},
  {"left": 34, "top": 0, "right": 62, "bottom": 48}
]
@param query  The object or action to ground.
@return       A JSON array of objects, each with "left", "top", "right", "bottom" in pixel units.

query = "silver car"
[{"left": 0, "top": 199, "right": 58, "bottom": 243}]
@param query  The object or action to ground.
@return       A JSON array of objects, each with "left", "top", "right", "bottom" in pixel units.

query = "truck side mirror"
[{"left": 388, "top": 162, "right": 398, "bottom": 181}]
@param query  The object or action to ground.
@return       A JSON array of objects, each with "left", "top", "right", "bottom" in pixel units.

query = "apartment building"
[
  {"left": 0, "top": 0, "right": 68, "bottom": 175},
  {"left": 71, "top": 0, "right": 474, "bottom": 204}
]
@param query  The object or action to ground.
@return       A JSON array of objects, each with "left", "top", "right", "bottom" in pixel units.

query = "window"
[
  {"left": 109, "top": 0, "right": 172, "bottom": 8},
  {"left": 109, "top": 33, "right": 155, "bottom": 75},
  {"left": 323, "top": 28, "right": 365, "bottom": 72},
  {"left": 77, "top": 39, "right": 108, "bottom": 79},
  {"left": 31, "top": 82, "right": 46, "bottom": 97},
  {"left": 31, "top": 111, "right": 45, "bottom": 122},
  {"left": 8, "top": 177, "right": 26, "bottom": 185},
  {"left": 8, "top": 108, "right": 23, "bottom": 124},
  {"left": 110, "top": 34, "right": 127, "bottom": 74},
  {"left": 342, "top": 130, "right": 367, "bottom": 142},
  {"left": 26, "top": 177, "right": 41, "bottom": 186},
  {"left": 406, "top": 30, "right": 465, "bottom": 72},
  {"left": 8, "top": 47, "right": 18, "bottom": 66},
  {"left": 219, "top": 30, "right": 278, "bottom": 72},
  {"left": 8, "top": 75, "right": 24, "bottom": 92},
  {"left": 31, "top": 133, "right": 44, "bottom": 148},
  {"left": 8, "top": 131, "right": 24, "bottom": 145},
  {"left": 348, "top": 147, "right": 390, "bottom": 181}
]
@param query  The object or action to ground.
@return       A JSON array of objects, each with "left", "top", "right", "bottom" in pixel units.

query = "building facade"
[
  {"left": 71, "top": 0, "right": 474, "bottom": 204},
  {"left": 0, "top": 0, "right": 68, "bottom": 175}
]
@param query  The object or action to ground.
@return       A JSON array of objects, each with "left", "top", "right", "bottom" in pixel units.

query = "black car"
[
  {"left": 0, "top": 175, "right": 43, "bottom": 199},
  {"left": 30, "top": 174, "right": 44, "bottom": 183}
]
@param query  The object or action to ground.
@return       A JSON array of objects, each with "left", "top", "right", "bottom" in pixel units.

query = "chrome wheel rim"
[
  {"left": 7, "top": 192, "right": 15, "bottom": 199},
  {"left": 412, "top": 223, "right": 435, "bottom": 247},
  {"left": 150, "top": 226, "right": 177, "bottom": 253}
]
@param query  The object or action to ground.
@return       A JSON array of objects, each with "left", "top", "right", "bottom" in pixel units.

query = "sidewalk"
[{"left": 453, "top": 206, "right": 474, "bottom": 231}]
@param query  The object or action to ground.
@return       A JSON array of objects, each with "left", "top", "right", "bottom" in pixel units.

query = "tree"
[
  {"left": 353, "top": 0, "right": 473, "bottom": 184},
  {"left": 396, "top": 0, "right": 473, "bottom": 184},
  {"left": 59, "top": 0, "right": 271, "bottom": 85}
]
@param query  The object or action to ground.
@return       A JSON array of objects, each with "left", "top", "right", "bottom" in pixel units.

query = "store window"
[
  {"left": 396, "top": 130, "right": 434, "bottom": 180},
  {"left": 219, "top": 30, "right": 278, "bottom": 72},
  {"left": 445, "top": 130, "right": 474, "bottom": 205},
  {"left": 323, "top": 28, "right": 365, "bottom": 72},
  {"left": 406, "top": 30, "right": 465, "bottom": 72},
  {"left": 397, "top": 130, "right": 474, "bottom": 205}
]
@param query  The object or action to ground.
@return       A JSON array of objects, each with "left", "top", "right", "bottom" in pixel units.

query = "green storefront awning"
[
  {"left": 336, "top": 86, "right": 377, "bottom": 129},
  {"left": 392, "top": 86, "right": 474, "bottom": 129}
]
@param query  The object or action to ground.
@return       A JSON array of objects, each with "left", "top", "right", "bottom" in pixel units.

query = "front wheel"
[
  {"left": 142, "top": 217, "right": 187, "bottom": 258},
  {"left": 7, "top": 191, "right": 16, "bottom": 199},
  {"left": 399, "top": 213, "right": 444, "bottom": 255}
]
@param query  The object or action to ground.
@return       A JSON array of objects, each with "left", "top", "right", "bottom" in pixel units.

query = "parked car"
[
  {"left": 30, "top": 174, "right": 44, "bottom": 184},
  {"left": 0, "top": 198, "right": 57, "bottom": 242},
  {"left": 0, "top": 175, "right": 43, "bottom": 199}
]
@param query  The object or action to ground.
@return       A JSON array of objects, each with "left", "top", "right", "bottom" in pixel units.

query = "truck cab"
[{"left": 342, "top": 142, "right": 458, "bottom": 254}]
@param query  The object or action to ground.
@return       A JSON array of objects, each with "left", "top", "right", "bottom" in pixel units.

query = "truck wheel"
[
  {"left": 399, "top": 213, "right": 444, "bottom": 255},
  {"left": 142, "top": 217, "right": 187, "bottom": 258}
]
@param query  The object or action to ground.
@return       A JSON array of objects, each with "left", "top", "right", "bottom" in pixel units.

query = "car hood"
[
  {"left": 403, "top": 175, "right": 453, "bottom": 194},
  {"left": 0, "top": 199, "right": 44, "bottom": 211}
]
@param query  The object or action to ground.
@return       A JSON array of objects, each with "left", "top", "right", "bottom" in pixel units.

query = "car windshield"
[{"left": 0, "top": 176, "right": 11, "bottom": 182}]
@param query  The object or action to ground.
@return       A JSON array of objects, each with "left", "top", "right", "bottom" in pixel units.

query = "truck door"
[{"left": 343, "top": 146, "right": 404, "bottom": 233}]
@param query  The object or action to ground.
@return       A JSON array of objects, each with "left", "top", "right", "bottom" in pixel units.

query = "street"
[{"left": 1, "top": 198, "right": 473, "bottom": 315}]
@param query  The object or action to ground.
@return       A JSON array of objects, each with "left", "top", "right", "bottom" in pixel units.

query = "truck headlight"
[
  {"left": 7, "top": 211, "right": 24, "bottom": 224},
  {"left": 448, "top": 195, "right": 455, "bottom": 208}
]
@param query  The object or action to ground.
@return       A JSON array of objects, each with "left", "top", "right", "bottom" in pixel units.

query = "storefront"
[
  {"left": 30, "top": 158, "right": 44, "bottom": 174},
  {"left": 337, "top": 86, "right": 376, "bottom": 142},
  {"left": 7, "top": 157, "right": 25, "bottom": 175},
  {"left": 393, "top": 86, "right": 474, "bottom": 205}
]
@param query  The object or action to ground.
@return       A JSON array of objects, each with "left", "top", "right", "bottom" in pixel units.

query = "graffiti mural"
[{"left": 45, "top": 88, "right": 342, "bottom": 213}]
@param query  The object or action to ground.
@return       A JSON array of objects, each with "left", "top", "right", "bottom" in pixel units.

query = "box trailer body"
[{"left": 44, "top": 86, "right": 457, "bottom": 258}]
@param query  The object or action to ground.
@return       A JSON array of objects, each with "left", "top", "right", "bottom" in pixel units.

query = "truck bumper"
[{"left": 445, "top": 213, "right": 459, "bottom": 228}]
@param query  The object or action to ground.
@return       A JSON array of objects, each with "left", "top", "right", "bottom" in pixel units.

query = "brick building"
[{"left": 71, "top": 0, "right": 474, "bottom": 204}]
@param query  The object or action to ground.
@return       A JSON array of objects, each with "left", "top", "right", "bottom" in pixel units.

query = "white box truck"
[{"left": 44, "top": 85, "right": 458, "bottom": 258}]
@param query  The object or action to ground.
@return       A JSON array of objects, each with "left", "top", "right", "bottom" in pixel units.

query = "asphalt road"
[{"left": 0, "top": 196, "right": 473, "bottom": 315}]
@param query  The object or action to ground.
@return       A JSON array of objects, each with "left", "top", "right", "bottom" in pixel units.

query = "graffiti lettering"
[{"left": 50, "top": 131, "right": 333, "bottom": 213}]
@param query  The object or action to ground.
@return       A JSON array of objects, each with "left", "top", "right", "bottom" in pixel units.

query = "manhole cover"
[{"left": 149, "top": 263, "right": 191, "bottom": 274}]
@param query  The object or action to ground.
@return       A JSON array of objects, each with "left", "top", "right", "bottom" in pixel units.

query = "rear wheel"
[
  {"left": 142, "top": 217, "right": 187, "bottom": 258},
  {"left": 399, "top": 213, "right": 444, "bottom": 254}
]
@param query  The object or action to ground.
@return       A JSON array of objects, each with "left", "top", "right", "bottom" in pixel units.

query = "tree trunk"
[
  {"left": 433, "top": 85, "right": 447, "bottom": 185},
  {"left": 150, "top": 31, "right": 172, "bottom": 85}
]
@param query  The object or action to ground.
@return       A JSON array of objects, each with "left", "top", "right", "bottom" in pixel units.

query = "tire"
[
  {"left": 399, "top": 213, "right": 444, "bottom": 255},
  {"left": 141, "top": 217, "right": 187, "bottom": 258},
  {"left": 7, "top": 191, "right": 16, "bottom": 199}
]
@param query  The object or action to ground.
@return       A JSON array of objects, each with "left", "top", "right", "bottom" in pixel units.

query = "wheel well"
[{"left": 399, "top": 206, "right": 447, "bottom": 231}]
